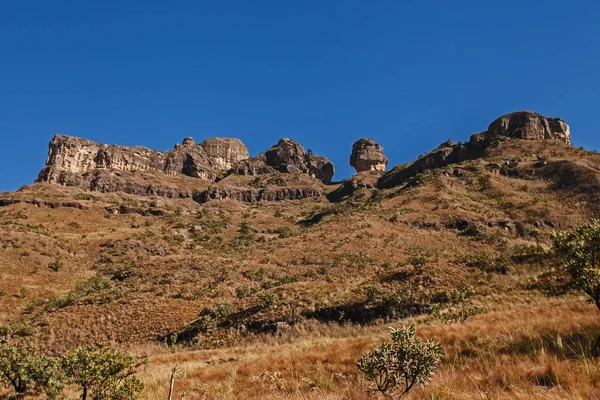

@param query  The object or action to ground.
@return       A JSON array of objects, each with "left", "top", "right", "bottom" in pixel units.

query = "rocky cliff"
[
  {"left": 36, "top": 135, "right": 249, "bottom": 185},
  {"left": 228, "top": 138, "right": 335, "bottom": 184},
  {"left": 35, "top": 134, "right": 335, "bottom": 200},
  {"left": 34, "top": 110, "right": 570, "bottom": 201},
  {"left": 378, "top": 111, "right": 570, "bottom": 189}
]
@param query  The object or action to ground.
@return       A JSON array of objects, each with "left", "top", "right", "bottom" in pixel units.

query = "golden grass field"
[{"left": 2, "top": 139, "right": 600, "bottom": 398}]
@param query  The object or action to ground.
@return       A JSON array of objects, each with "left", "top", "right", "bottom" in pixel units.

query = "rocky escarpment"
[
  {"left": 35, "top": 134, "right": 336, "bottom": 202},
  {"left": 229, "top": 138, "right": 335, "bottom": 184},
  {"left": 378, "top": 111, "right": 571, "bottom": 189},
  {"left": 37, "top": 135, "right": 249, "bottom": 185},
  {"left": 194, "top": 174, "right": 326, "bottom": 204},
  {"left": 350, "top": 138, "right": 388, "bottom": 173}
]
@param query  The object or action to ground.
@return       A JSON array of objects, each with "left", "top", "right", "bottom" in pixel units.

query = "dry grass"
[
  {"left": 133, "top": 298, "right": 600, "bottom": 399},
  {"left": 1, "top": 139, "right": 600, "bottom": 398}
]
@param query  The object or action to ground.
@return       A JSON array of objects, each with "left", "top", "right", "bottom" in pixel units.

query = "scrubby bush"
[
  {"left": 553, "top": 220, "right": 600, "bottom": 355},
  {"left": 431, "top": 285, "right": 485, "bottom": 323},
  {"left": 0, "top": 341, "right": 64, "bottom": 399},
  {"left": 258, "top": 291, "right": 277, "bottom": 310},
  {"left": 357, "top": 326, "right": 444, "bottom": 398},
  {"left": 61, "top": 344, "right": 144, "bottom": 400}
]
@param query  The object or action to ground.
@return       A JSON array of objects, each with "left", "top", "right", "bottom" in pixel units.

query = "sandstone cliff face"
[
  {"left": 378, "top": 111, "right": 570, "bottom": 189},
  {"left": 350, "top": 138, "right": 388, "bottom": 173},
  {"left": 36, "top": 134, "right": 335, "bottom": 201},
  {"left": 229, "top": 138, "right": 335, "bottom": 184},
  {"left": 487, "top": 112, "right": 570, "bottom": 144},
  {"left": 199, "top": 138, "right": 249, "bottom": 173},
  {"left": 37, "top": 135, "right": 246, "bottom": 184}
]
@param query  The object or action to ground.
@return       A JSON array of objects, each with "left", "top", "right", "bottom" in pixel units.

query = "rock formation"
[
  {"left": 377, "top": 111, "right": 571, "bottom": 189},
  {"left": 195, "top": 174, "right": 326, "bottom": 203},
  {"left": 37, "top": 135, "right": 249, "bottom": 184},
  {"left": 350, "top": 138, "right": 388, "bottom": 173},
  {"left": 229, "top": 138, "right": 335, "bottom": 184},
  {"left": 34, "top": 110, "right": 569, "bottom": 200},
  {"left": 487, "top": 112, "right": 570, "bottom": 144},
  {"left": 199, "top": 138, "right": 249, "bottom": 173},
  {"left": 36, "top": 134, "right": 335, "bottom": 200}
]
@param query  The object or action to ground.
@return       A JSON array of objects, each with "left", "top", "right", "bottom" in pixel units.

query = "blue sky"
[{"left": 1, "top": 1, "right": 599, "bottom": 191}]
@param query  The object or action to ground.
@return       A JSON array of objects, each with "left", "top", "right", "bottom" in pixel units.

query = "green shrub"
[
  {"left": 61, "top": 344, "right": 144, "bottom": 400},
  {"left": 431, "top": 285, "right": 485, "bottom": 323},
  {"left": 257, "top": 291, "right": 277, "bottom": 310},
  {"left": 357, "top": 326, "right": 444, "bottom": 398},
  {"left": 0, "top": 341, "right": 65, "bottom": 399},
  {"left": 553, "top": 220, "right": 600, "bottom": 356}
]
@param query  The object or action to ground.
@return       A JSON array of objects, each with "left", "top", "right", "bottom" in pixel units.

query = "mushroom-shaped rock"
[
  {"left": 487, "top": 111, "right": 571, "bottom": 144},
  {"left": 350, "top": 138, "right": 389, "bottom": 173}
]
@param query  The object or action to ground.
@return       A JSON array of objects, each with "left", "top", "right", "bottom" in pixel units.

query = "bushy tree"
[
  {"left": 357, "top": 326, "right": 444, "bottom": 398},
  {"left": 0, "top": 341, "right": 64, "bottom": 399},
  {"left": 61, "top": 344, "right": 144, "bottom": 400},
  {"left": 553, "top": 220, "right": 600, "bottom": 355}
]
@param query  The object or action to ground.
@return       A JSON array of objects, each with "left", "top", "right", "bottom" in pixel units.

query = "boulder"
[{"left": 350, "top": 138, "right": 389, "bottom": 173}]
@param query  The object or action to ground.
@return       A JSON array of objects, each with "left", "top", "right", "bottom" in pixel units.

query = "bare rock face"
[
  {"left": 350, "top": 138, "right": 389, "bottom": 173},
  {"left": 487, "top": 111, "right": 571, "bottom": 144},
  {"left": 229, "top": 155, "right": 276, "bottom": 176},
  {"left": 229, "top": 138, "right": 335, "bottom": 184},
  {"left": 37, "top": 135, "right": 250, "bottom": 186},
  {"left": 200, "top": 138, "right": 249, "bottom": 173},
  {"left": 195, "top": 174, "right": 326, "bottom": 203},
  {"left": 378, "top": 111, "right": 571, "bottom": 189}
]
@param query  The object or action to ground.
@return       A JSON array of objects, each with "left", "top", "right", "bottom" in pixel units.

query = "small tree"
[
  {"left": 552, "top": 220, "right": 600, "bottom": 355},
  {"left": 61, "top": 344, "right": 144, "bottom": 400},
  {"left": 357, "top": 326, "right": 444, "bottom": 398},
  {"left": 0, "top": 341, "right": 64, "bottom": 399}
]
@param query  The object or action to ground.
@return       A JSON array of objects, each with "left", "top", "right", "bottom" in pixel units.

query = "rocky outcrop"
[
  {"left": 195, "top": 174, "right": 326, "bottom": 203},
  {"left": 327, "top": 171, "right": 380, "bottom": 202},
  {"left": 229, "top": 155, "right": 276, "bottom": 176},
  {"left": 37, "top": 135, "right": 248, "bottom": 185},
  {"left": 199, "top": 138, "right": 249, "bottom": 173},
  {"left": 229, "top": 138, "right": 335, "bottom": 184},
  {"left": 350, "top": 138, "right": 388, "bottom": 173},
  {"left": 487, "top": 111, "right": 570, "bottom": 144},
  {"left": 195, "top": 187, "right": 323, "bottom": 203},
  {"left": 378, "top": 111, "right": 570, "bottom": 189}
]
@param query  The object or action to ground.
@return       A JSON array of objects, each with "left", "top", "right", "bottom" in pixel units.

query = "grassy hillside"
[{"left": 1, "top": 138, "right": 600, "bottom": 399}]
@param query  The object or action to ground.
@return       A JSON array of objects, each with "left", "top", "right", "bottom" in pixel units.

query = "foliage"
[
  {"left": 357, "top": 326, "right": 444, "bottom": 398},
  {"left": 431, "top": 285, "right": 485, "bottom": 323},
  {"left": 552, "top": 220, "right": 600, "bottom": 308},
  {"left": 61, "top": 344, "right": 144, "bottom": 400},
  {"left": 552, "top": 220, "right": 600, "bottom": 356},
  {"left": 0, "top": 341, "right": 64, "bottom": 399},
  {"left": 258, "top": 291, "right": 277, "bottom": 310}
]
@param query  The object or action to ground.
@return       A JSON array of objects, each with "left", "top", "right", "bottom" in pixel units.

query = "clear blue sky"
[{"left": 1, "top": 1, "right": 599, "bottom": 191}]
